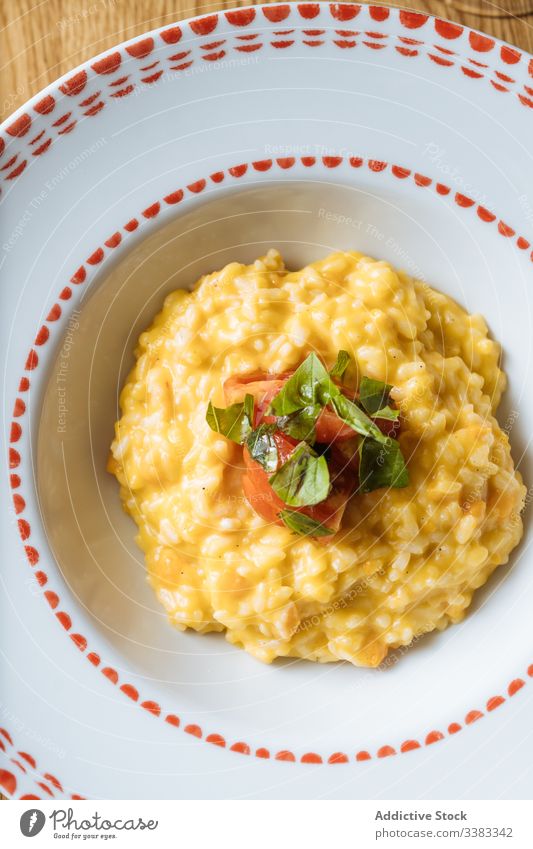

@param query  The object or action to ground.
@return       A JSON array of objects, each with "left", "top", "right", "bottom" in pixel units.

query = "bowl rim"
[
  {"left": 1, "top": 1, "right": 532, "bottom": 161},
  {"left": 2, "top": 3, "right": 533, "bottom": 797}
]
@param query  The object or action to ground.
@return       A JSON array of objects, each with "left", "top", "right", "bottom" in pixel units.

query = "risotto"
[{"left": 108, "top": 250, "right": 525, "bottom": 667}]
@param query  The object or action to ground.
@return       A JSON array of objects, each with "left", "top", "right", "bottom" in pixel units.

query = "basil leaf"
[
  {"left": 329, "top": 349, "right": 351, "bottom": 379},
  {"left": 331, "top": 394, "right": 387, "bottom": 444},
  {"left": 359, "top": 376, "right": 394, "bottom": 416},
  {"left": 316, "top": 375, "right": 342, "bottom": 406},
  {"left": 279, "top": 509, "right": 334, "bottom": 537},
  {"left": 270, "top": 442, "right": 330, "bottom": 506},
  {"left": 269, "top": 353, "right": 332, "bottom": 415},
  {"left": 372, "top": 405, "right": 400, "bottom": 421},
  {"left": 276, "top": 404, "right": 322, "bottom": 444},
  {"left": 244, "top": 392, "right": 254, "bottom": 424},
  {"left": 206, "top": 393, "right": 254, "bottom": 444},
  {"left": 358, "top": 437, "right": 409, "bottom": 493},
  {"left": 246, "top": 424, "right": 278, "bottom": 472}
]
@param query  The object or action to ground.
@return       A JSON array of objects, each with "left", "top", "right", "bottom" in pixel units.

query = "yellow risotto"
[{"left": 108, "top": 250, "right": 525, "bottom": 667}]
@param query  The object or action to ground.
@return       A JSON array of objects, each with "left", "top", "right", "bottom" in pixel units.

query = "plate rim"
[
  {"left": 2, "top": 2, "right": 532, "bottom": 794},
  {"left": 1, "top": 1, "right": 532, "bottom": 172}
]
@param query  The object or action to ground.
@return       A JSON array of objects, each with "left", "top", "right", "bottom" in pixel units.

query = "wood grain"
[
  {"left": 0, "top": 0, "right": 531, "bottom": 804},
  {"left": 1, "top": 0, "right": 532, "bottom": 122}
]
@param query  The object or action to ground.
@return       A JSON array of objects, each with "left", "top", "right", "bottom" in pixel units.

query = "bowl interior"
[{"left": 36, "top": 178, "right": 532, "bottom": 750}]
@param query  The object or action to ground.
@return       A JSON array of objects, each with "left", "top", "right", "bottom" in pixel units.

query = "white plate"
[{"left": 1, "top": 3, "right": 532, "bottom": 800}]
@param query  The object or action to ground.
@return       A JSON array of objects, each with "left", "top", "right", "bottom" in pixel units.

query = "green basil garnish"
[
  {"left": 276, "top": 404, "right": 322, "bottom": 444},
  {"left": 207, "top": 354, "right": 409, "bottom": 533},
  {"left": 358, "top": 437, "right": 409, "bottom": 493},
  {"left": 268, "top": 353, "right": 331, "bottom": 415},
  {"left": 371, "top": 405, "right": 399, "bottom": 421},
  {"left": 245, "top": 423, "right": 278, "bottom": 472},
  {"left": 359, "top": 376, "right": 395, "bottom": 416},
  {"left": 244, "top": 392, "right": 254, "bottom": 424},
  {"left": 330, "top": 394, "right": 387, "bottom": 444},
  {"left": 279, "top": 509, "right": 334, "bottom": 537},
  {"left": 329, "top": 349, "right": 351, "bottom": 379},
  {"left": 206, "top": 393, "right": 254, "bottom": 443},
  {"left": 270, "top": 442, "right": 330, "bottom": 507}
]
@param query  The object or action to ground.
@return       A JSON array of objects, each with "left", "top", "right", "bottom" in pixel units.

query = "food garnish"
[
  {"left": 206, "top": 352, "right": 409, "bottom": 537},
  {"left": 269, "top": 442, "right": 330, "bottom": 507},
  {"left": 278, "top": 509, "right": 335, "bottom": 537},
  {"left": 205, "top": 394, "right": 254, "bottom": 443}
]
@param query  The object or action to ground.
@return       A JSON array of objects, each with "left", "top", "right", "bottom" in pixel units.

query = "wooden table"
[
  {"left": 0, "top": 0, "right": 531, "bottom": 802},
  {"left": 1, "top": 0, "right": 532, "bottom": 123}
]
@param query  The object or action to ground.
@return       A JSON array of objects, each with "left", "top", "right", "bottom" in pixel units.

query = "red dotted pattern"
[
  {"left": 6, "top": 155, "right": 532, "bottom": 771},
  {"left": 0, "top": 4, "right": 532, "bottom": 189},
  {"left": 0, "top": 727, "right": 84, "bottom": 800}
]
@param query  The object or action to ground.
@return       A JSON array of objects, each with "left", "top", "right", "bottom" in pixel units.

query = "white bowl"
[{"left": 1, "top": 3, "right": 532, "bottom": 799}]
